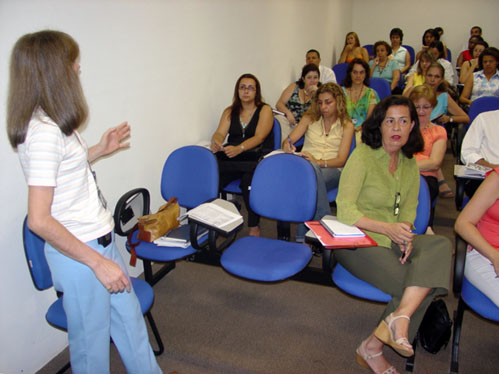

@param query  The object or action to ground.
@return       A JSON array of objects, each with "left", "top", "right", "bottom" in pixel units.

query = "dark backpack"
[{"left": 418, "top": 299, "right": 453, "bottom": 354}]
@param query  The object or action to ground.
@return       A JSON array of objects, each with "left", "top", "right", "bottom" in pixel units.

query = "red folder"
[{"left": 305, "top": 221, "right": 377, "bottom": 249}]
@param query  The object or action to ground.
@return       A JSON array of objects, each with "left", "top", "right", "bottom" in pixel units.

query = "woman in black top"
[{"left": 210, "top": 73, "right": 274, "bottom": 236}]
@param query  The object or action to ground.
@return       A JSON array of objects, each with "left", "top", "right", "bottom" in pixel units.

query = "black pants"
[
  {"left": 423, "top": 175, "right": 438, "bottom": 228},
  {"left": 216, "top": 151, "right": 260, "bottom": 227}
]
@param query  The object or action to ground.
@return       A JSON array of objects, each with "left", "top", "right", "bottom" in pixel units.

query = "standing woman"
[
  {"left": 336, "top": 96, "right": 451, "bottom": 374},
  {"left": 389, "top": 28, "right": 411, "bottom": 74},
  {"left": 342, "top": 58, "right": 379, "bottom": 136},
  {"left": 338, "top": 32, "right": 369, "bottom": 64},
  {"left": 276, "top": 63, "right": 320, "bottom": 139},
  {"left": 283, "top": 83, "right": 354, "bottom": 241},
  {"left": 460, "top": 47, "right": 499, "bottom": 106},
  {"left": 211, "top": 73, "right": 274, "bottom": 237},
  {"left": 6, "top": 31, "right": 161, "bottom": 373},
  {"left": 370, "top": 41, "right": 400, "bottom": 93}
]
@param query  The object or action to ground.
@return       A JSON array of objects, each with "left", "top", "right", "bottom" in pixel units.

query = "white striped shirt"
[{"left": 18, "top": 108, "right": 113, "bottom": 242}]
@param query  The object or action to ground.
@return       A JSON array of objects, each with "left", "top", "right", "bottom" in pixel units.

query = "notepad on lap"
[{"left": 320, "top": 216, "right": 365, "bottom": 237}]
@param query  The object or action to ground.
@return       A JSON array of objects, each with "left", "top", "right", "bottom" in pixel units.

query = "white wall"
[
  {"left": 351, "top": 0, "right": 499, "bottom": 65},
  {"left": 0, "top": 0, "right": 352, "bottom": 372}
]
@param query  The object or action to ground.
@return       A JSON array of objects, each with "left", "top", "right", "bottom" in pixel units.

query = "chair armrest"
[
  {"left": 454, "top": 177, "right": 466, "bottom": 211},
  {"left": 114, "top": 188, "right": 151, "bottom": 237},
  {"left": 453, "top": 234, "right": 467, "bottom": 297}
]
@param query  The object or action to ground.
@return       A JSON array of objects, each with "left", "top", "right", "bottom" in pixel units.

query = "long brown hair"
[
  {"left": 7, "top": 30, "right": 88, "bottom": 148},
  {"left": 230, "top": 73, "right": 265, "bottom": 122},
  {"left": 305, "top": 83, "right": 350, "bottom": 127}
]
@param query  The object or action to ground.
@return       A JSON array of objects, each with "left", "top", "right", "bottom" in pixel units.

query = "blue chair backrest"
[
  {"left": 414, "top": 175, "right": 431, "bottom": 235},
  {"left": 446, "top": 48, "right": 452, "bottom": 62},
  {"left": 272, "top": 118, "right": 281, "bottom": 150},
  {"left": 402, "top": 45, "right": 415, "bottom": 65},
  {"left": 250, "top": 154, "right": 317, "bottom": 222},
  {"left": 161, "top": 145, "right": 219, "bottom": 209},
  {"left": 369, "top": 78, "right": 391, "bottom": 100},
  {"left": 363, "top": 44, "right": 374, "bottom": 59},
  {"left": 332, "top": 63, "right": 349, "bottom": 86},
  {"left": 467, "top": 96, "right": 499, "bottom": 125},
  {"left": 23, "top": 217, "right": 53, "bottom": 290}
]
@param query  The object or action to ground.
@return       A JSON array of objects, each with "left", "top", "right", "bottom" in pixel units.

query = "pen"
[{"left": 287, "top": 135, "right": 293, "bottom": 151}]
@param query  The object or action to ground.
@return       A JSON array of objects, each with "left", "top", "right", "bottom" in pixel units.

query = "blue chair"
[
  {"left": 370, "top": 77, "right": 392, "bottom": 100},
  {"left": 446, "top": 48, "right": 452, "bottom": 63},
  {"left": 402, "top": 45, "right": 415, "bottom": 65},
  {"left": 22, "top": 218, "right": 164, "bottom": 373},
  {"left": 363, "top": 44, "right": 374, "bottom": 60},
  {"left": 450, "top": 236, "right": 499, "bottom": 373},
  {"left": 467, "top": 96, "right": 499, "bottom": 126},
  {"left": 332, "top": 63, "right": 349, "bottom": 86},
  {"left": 330, "top": 175, "right": 431, "bottom": 372},
  {"left": 222, "top": 118, "right": 281, "bottom": 195},
  {"left": 327, "top": 135, "right": 356, "bottom": 203},
  {"left": 221, "top": 154, "right": 316, "bottom": 281},
  {"left": 117, "top": 145, "right": 218, "bottom": 286}
]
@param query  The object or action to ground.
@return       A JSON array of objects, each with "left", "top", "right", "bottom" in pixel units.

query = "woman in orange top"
[{"left": 338, "top": 32, "right": 369, "bottom": 64}]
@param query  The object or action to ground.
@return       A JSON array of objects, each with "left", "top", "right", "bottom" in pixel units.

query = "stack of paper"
[
  {"left": 153, "top": 225, "right": 207, "bottom": 247},
  {"left": 320, "top": 217, "right": 365, "bottom": 237},
  {"left": 187, "top": 200, "right": 243, "bottom": 232},
  {"left": 454, "top": 163, "right": 491, "bottom": 179}
]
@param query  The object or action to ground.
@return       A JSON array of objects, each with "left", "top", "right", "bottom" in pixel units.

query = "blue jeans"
[
  {"left": 45, "top": 235, "right": 162, "bottom": 374},
  {"left": 296, "top": 163, "right": 341, "bottom": 240}
]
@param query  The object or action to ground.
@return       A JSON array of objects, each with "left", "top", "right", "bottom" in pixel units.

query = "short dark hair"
[
  {"left": 478, "top": 47, "right": 499, "bottom": 70},
  {"left": 471, "top": 26, "right": 482, "bottom": 34},
  {"left": 343, "top": 58, "right": 370, "bottom": 87},
  {"left": 390, "top": 28, "right": 404, "bottom": 42},
  {"left": 422, "top": 28, "right": 439, "bottom": 46},
  {"left": 306, "top": 49, "right": 320, "bottom": 58},
  {"left": 429, "top": 41, "right": 445, "bottom": 59},
  {"left": 297, "top": 63, "right": 320, "bottom": 89},
  {"left": 361, "top": 95, "right": 424, "bottom": 158},
  {"left": 374, "top": 41, "right": 392, "bottom": 56},
  {"left": 434, "top": 27, "right": 444, "bottom": 35}
]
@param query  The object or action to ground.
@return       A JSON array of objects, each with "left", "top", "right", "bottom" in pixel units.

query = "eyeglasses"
[
  {"left": 415, "top": 105, "right": 433, "bottom": 111},
  {"left": 383, "top": 117, "right": 411, "bottom": 128},
  {"left": 239, "top": 85, "right": 256, "bottom": 92},
  {"left": 393, "top": 192, "right": 400, "bottom": 216}
]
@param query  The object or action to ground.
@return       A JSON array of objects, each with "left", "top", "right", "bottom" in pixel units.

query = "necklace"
[
  {"left": 240, "top": 107, "right": 257, "bottom": 136},
  {"left": 377, "top": 60, "right": 387, "bottom": 75},
  {"left": 300, "top": 88, "right": 312, "bottom": 104},
  {"left": 349, "top": 86, "right": 365, "bottom": 103}
]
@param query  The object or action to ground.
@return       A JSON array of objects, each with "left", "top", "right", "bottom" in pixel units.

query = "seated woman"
[
  {"left": 409, "top": 85, "right": 447, "bottom": 234},
  {"left": 389, "top": 28, "right": 411, "bottom": 74},
  {"left": 415, "top": 28, "right": 441, "bottom": 61},
  {"left": 460, "top": 47, "right": 499, "bottom": 107},
  {"left": 369, "top": 41, "right": 400, "bottom": 93},
  {"left": 342, "top": 58, "right": 379, "bottom": 143},
  {"left": 402, "top": 51, "right": 433, "bottom": 96},
  {"left": 459, "top": 40, "right": 488, "bottom": 84},
  {"left": 210, "top": 73, "right": 274, "bottom": 237},
  {"left": 336, "top": 96, "right": 452, "bottom": 374},
  {"left": 456, "top": 35, "right": 484, "bottom": 68},
  {"left": 283, "top": 83, "right": 354, "bottom": 241},
  {"left": 455, "top": 167, "right": 499, "bottom": 308},
  {"left": 425, "top": 62, "right": 470, "bottom": 197},
  {"left": 427, "top": 41, "right": 455, "bottom": 86},
  {"left": 276, "top": 63, "right": 320, "bottom": 140},
  {"left": 338, "top": 32, "right": 369, "bottom": 64}
]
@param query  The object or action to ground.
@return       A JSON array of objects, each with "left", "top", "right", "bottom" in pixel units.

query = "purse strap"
[{"left": 127, "top": 223, "right": 140, "bottom": 267}]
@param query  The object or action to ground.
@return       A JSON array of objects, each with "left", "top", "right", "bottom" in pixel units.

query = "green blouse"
[{"left": 336, "top": 143, "right": 420, "bottom": 248}]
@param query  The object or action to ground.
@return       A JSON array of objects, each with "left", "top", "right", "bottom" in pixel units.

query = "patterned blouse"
[
  {"left": 285, "top": 84, "right": 312, "bottom": 123},
  {"left": 342, "top": 87, "right": 379, "bottom": 128},
  {"left": 471, "top": 70, "right": 499, "bottom": 100}
]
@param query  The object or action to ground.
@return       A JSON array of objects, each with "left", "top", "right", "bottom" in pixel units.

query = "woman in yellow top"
[
  {"left": 338, "top": 32, "right": 369, "bottom": 64},
  {"left": 402, "top": 51, "right": 433, "bottom": 96},
  {"left": 283, "top": 83, "right": 354, "bottom": 241}
]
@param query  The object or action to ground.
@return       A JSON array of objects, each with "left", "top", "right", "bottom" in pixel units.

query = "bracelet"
[{"left": 240, "top": 144, "right": 245, "bottom": 152}]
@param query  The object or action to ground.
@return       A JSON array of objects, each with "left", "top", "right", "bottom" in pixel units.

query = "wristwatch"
[{"left": 449, "top": 116, "right": 454, "bottom": 123}]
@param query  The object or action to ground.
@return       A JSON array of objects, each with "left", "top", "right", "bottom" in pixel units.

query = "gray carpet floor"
[{"left": 38, "top": 150, "right": 499, "bottom": 374}]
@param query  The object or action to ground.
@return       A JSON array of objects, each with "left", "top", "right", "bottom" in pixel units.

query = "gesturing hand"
[{"left": 98, "top": 122, "right": 131, "bottom": 157}]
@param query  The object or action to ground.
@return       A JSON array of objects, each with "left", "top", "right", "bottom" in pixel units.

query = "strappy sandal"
[
  {"left": 438, "top": 180, "right": 454, "bottom": 198},
  {"left": 374, "top": 313, "right": 414, "bottom": 357},
  {"left": 356, "top": 339, "right": 400, "bottom": 374}
]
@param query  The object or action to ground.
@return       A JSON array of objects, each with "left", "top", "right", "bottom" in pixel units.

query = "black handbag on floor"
[{"left": 418, "top": 299, "right": 452, "bottom": 354}]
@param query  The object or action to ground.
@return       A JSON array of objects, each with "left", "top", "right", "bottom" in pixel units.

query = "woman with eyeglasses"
[
  {"left": 410, "top": 85, "right": 447, "bottom": 234},
  {"left": 283, "top": 83, "right": 354, "bottom": 242},
  {"left": 335, "top": 96, "right": 452, "bottom": 374},
  {"left": 7, "top": 30, "right": 161, "bottom": 373},
  {"left": 210, "top": 73, "right": 274, "bottom": 237}
]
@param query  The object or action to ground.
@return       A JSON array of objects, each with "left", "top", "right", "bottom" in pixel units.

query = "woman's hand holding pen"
[
  {"left": 283, "top": 135, "right": 296, "bottom": 153},
  {"left": 385, "top": 222, "right": 414, "bottom": 245}
]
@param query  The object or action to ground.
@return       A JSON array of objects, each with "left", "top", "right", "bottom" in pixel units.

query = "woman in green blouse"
[{"left": 335, "top": 96, "right": 452, "bottom": 374}]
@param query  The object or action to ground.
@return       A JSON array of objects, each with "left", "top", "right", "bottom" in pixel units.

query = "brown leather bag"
[{"left": 137, "top": 197, "right": 180, "bottom": 242}]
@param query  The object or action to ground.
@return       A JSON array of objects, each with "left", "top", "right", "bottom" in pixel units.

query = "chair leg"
[
  {"left": 404, "top": 337, "right": 417, "bottom": 373},
  {"left": 144, "top": 260, "right": 176, "bottom": 287},
  {"left": 450, "top": 298, "right": 465, "bottom": 374},
  {"left": 145, "top": 311, "right": 164, "bottom": 356}
]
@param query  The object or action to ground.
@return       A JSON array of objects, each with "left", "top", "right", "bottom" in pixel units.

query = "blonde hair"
[
  {"left": 409, "top": 84, "right": 438, "bottom": 108},
  {"left": 7, "top": 30, "right": 88, "bottom": 148},
  {"left": 306, "top": 83, "right": 350, "bottom": 127}
]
